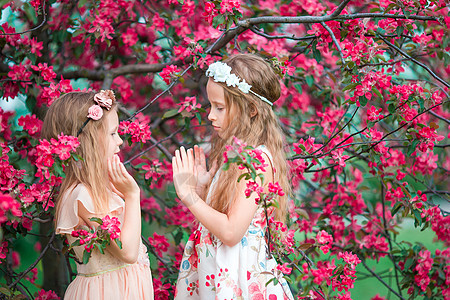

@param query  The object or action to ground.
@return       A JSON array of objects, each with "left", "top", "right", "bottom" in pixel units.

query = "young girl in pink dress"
[
  {"left": 42, "top": 91, "right": 153, "bottom": 299},
  {"left": 172, "top": 54, "right": 294, "bottom": 299}
]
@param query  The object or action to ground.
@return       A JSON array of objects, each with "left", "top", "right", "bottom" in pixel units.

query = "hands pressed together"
[{"left": 172, "top": 145, "right": 217, "bottom": 207}]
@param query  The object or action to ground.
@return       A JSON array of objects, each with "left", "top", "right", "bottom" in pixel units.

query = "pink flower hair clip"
[{"left": 77, "top": 90, "right": 116, "bottom": 136}]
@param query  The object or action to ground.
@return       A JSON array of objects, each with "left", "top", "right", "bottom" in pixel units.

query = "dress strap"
[{"left": 256, "top": 145, "right": 275, "bottom": 176}]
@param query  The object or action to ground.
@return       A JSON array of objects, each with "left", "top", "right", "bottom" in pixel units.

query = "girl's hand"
[
  {"left": 108, "top": 154, "right": 139, "bottom": 200},
  {"left": 172, "top": 146, "right": 198, "bottom": 206},
  {"left": 193, "top": 145, "right": 217, "bottom": 197}
]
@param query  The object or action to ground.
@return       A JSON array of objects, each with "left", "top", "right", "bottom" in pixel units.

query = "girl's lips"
[{"left": 213, "top": 126, "right": 220, "bottom": 131}]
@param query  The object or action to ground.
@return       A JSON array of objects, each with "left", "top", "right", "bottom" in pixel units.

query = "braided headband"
[
  {"left": 76, "top": 90, "right": 115, "bottom": 137},
  {"left": 205, "top": 62, "right": 273, "bottom": 106}
]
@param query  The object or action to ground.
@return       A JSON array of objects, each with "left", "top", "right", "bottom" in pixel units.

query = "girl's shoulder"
[
  {"left": 60, "top": 183, "right": 95, "bottom": 212},
  {"left": 56, "top": 184, "right": 124, "bottom": 234},
  {"left": 256, "top": 145, "right": 274, "bottom": 163}
]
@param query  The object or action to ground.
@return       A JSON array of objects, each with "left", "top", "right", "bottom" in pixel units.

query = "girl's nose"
[
  {"left": 117, "top": 136, "right": 123, "bottom": 147},
  {"left": 208, "top": 110, "right": 215, "bottom": 121}
]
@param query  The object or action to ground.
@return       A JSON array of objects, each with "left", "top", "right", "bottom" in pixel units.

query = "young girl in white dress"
[{"left": 172, "top": 54, "right": 294, "bottom": 299}]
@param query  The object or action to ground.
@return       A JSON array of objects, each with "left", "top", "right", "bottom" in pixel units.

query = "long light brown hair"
[
  {"left": 41, "top": 92, "right": 118, "bottom": 223},
  {"left": 207, "top": 54, "right": 290, "bottom": 222}
]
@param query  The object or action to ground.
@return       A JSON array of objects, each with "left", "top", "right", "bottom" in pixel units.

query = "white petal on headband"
[{"left": 206, "top": 61, "right": 273, "bottom": 106}]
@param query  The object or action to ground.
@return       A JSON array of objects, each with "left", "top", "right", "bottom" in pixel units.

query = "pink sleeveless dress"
[
  {"left": 56, "top": 184, "right": 154, "bottom": 299},
  {"left": 175, "top": 146, "right": 294, "bottom": 300}
]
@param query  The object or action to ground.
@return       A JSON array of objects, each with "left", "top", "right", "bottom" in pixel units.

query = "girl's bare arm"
[{"left": 173, "top": 147, "right": 273, "bottom": 247}]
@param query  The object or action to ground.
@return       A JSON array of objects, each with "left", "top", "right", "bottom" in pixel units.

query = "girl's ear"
[{"left": 250, "top": 104, "right": 258, "bottom": 118}]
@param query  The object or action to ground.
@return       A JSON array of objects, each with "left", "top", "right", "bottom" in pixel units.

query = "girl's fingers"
[
  {"left": 172, "top": 156, "right": 178, "bottom": 173},
  {"left": 180, "top": 147, "right": 189, "bottom": 170},
  {"left": 186, "top": 148, "right": 192, "bottom": 170},
  {"left": 175, "top": 149, "right": 182, "bottom": 169},
  {"left": 194, "top": 145, "right": 200, "bottom": 167},
  {"left": 199, "top": 146, "right": 206, "bottom": 169},
  {"left": 118, "top": 161, "right": 129, "bottom": 179}
]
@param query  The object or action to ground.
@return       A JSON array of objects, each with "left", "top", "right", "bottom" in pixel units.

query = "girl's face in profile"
[
  {"left": 207, "top": 79, "right": 228, "bottom": 138},
  {"left": 105, "top": 111, "right": 123, "bottom": 160}
]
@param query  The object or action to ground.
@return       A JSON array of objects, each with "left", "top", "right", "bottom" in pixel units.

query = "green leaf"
[
  {"left": 359, "top": 96, "right": 368, "bottom": 107},
  {"left": 162, "top": 109, "right": 179, "bottom": 119},
  {"left": 83, "top": 250, "right": 92, "bottom": 264},
  {"left": 25, "top": 96, "right": 36, "bottom": 112},
  {"left": 388, "top": 103, "right": 396, "bottom": 114},
  {"left": 313, "top": 47, "right": 322, "bottom": 62},
  {"left": 78, "top": 0, "right": 87, "bottom": 7},
  {"left": 96, "top": 244, "right": 105, "bottom": 254},
  {"left": 212, "top": 15, "right": 225, "bottom": 28},
  {"left": 237, "top": 173, "right": 250, "bottom": 183},
  {"left": 305, "top": 75, "right": 314, "bottom": 87},
  {"left": 407, "top": 139, "right": 419, "bottom": 156},
  {"left": 372, "top": 87, "right": 383, "bottom": 99},
  {"left": 195, "top": 112, "right": 202, "bottom": 125},
  {"left": 391, "top": 202, "right": 403, "bottom": 216},
  {"left": 89, "top": 217, "right": 103, "bottom": 224},
  {"left": 0, "top": 287, "right": 12, "bottom": 296},
  {"left": 294, "top": 83, "right": 303, "bottom": 94},
  {"left": 383, "top": 3, "right": 397, "bottom": 14},
  {"left": 342, "top": 82, "right": 358, "bottom": 92},
  {"left": 413, "top": 209, "right": 422, "bottom": 227},
  {"left": 114, "top": 238, "right": 122, "bottom": 249}
]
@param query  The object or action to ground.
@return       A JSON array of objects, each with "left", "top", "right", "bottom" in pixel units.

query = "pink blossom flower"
[
  {"left": 159, "top": 65, "right": 181, "bottom": 85},
  {"left": 276, "top": 262, "right": 292, "bottom": 275},
  {"left": 87, "top": 105, "right": 103, "bottom": 120},
  {"left": 119, "top": 117, "right": 152, "bottom": 144},
  {"left": 31, "top": 63, "right": 57, "bottom": 81},
  {"left": 0, "top": 193, "right": 23, "bottom": 225},
  {"left": 268, "top": 182, "right": 285, "bottom": 196},
  {"left": 8, "top": 64, "right": 32, "bottom": 89},
  {"left": 94, "top": 90, "right": 114, "bottom": 110},
  {"left": 338, "top": 251, "right": 361, "bottom": 270},
  {"left": 316, "top": 230, "right": 333, "bottom": 254},
  {"left": 177, "top": 96, "right": 201, "bottom": 113},
  {"left": 88, "top": 16, "right": 114, "bottom": 42},
  {"left": 35, "top": 289, "right": 60, "bottom": 300},
  {"left": 18, "top": 114, "right": 43, "bottom": 137},
  {"left": 123, "top": 28, "right": 138, "bottom": 47},
  {"left": 100, "top": 215, "right": 121, "bottom": 239},
  {"left": 367, "top": 105, "right": 383, "bottom": 122},
  {"left": 148, "top": 233, "right": 170, "bottom": 257}
]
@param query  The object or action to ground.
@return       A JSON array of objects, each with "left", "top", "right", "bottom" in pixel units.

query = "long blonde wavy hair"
[
  {"left": 207, "top": 54, "right": 290, "bottom": 222},
  {"left": 41, "top": 92, "right": 117, "bottom": 223}
]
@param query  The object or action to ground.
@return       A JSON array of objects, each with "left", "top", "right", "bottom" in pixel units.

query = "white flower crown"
[{"left": 206, "top": 62, "right": 273, "bottom": 106}]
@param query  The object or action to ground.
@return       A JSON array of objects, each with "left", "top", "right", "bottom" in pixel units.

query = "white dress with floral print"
[{"left": 175, "top": 146, "right": 294, "bottom": 300}]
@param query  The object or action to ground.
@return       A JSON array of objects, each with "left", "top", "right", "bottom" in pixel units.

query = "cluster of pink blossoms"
[
  {"left": 177, "top": 96, "right": 201, "bottom": 113},
  {"left": 71, "top": 229, "right": 98, "bottom": 252},
  {"left": 148, "top": 233, "right": 170, "bottom": 257},
  {"left": 34, "top": 289, "right": 60, "bottom": 300},
  {"left": 316, "top": 230, "right": 333, "bottom": 254},
  {"left": 0, "top": 145, "right": 26, "bottom": 192},
  {"left": 71, "top": 215, "right": 121, "bottom": 254},
  {"left": 34, "top": 134, "right": 79, "bottom": 183},
  {"left": 0, "top": 193, "right": 22, "bottom": 225},
  {"left": 421, "top": 206, "right": 450, "bottom": 245},
  {"left": 100, "top": 215, "right": 121, "bottom": 239},
  {"left": 159, "top": 65, "right": 181, "bottom": 85},
  {"left": 119, "top": 117, "right": 152, "bottom": 144},
  {"left": 18, "top": 114, "right": 43, "bottom": 137},
  {"left": 223, "top": 137, "right": 268, "bottom": 173},
  {"left": 413, "top": 250, "right": 433, "bottom": 292}
]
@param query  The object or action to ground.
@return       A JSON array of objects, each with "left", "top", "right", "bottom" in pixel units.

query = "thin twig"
[
  {"left": 0, "top": 1, "right": 47, "bottom": 36},
  {"left": 8, "top": 232, "right": 55, "bottom": 289},
  {"left": 379, "top": 35, "right": 450, "bottom": 89}
]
